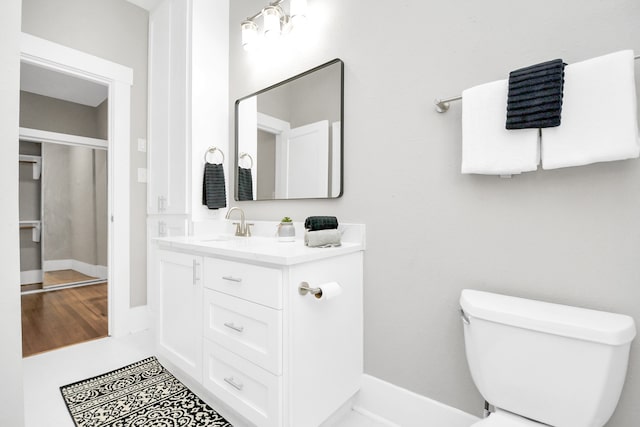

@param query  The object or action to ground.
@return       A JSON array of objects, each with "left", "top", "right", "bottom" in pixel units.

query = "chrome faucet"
[{"left": 225, "top": 207, "right": 253, "bottom": 237}]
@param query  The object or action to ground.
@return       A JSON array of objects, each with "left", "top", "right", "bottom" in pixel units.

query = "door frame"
[
  {"left": 20, "top": 33, "right": 134, "bottom": 337},
  {"left": 257, "top": 112, "right": 290, "bottom": 198}
]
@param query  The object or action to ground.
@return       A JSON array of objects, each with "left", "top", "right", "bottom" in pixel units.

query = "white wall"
[
  {"left": 0, "top": 0, "right": 25, "bottom": 423},
  {"left": 22, "top": 0, "right": 149, "bottom": 306},
  {"left": 190, "top": 0, "right": 229, "bottom": 222},
  {"left": 228, "top": 1, "right": 640, "bottom": 425}
]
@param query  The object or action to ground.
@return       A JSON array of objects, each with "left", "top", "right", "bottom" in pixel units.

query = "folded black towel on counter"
[
  {"left": 202, "top": 163, "right": 227, "bottom": 209},
  {"left": 237, "top": 167, "right": 254, "bottom": 201},
  {"left": 304, "top": 216, "right": 339, "bottom": 231},
  {"left": 506, "top": 59, "right": 566, "bottom": 129}
]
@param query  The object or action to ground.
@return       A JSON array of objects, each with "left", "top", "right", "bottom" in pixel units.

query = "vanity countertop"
[{"left": 155, "top": 234, "right": 364, "bottom": 266}]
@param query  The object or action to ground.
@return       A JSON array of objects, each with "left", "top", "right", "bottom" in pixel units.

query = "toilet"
[{"left": 460, "top": 289, "right": 636, "bottom": 427}]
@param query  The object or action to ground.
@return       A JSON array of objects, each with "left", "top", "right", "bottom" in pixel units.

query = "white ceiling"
[{"left": 20, "top": 62, "right": 109, "bottom": 107}]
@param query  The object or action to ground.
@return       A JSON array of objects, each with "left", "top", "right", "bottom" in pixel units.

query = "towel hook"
[
  {"left": 204, "top": 146, "right": 225, "bottom": 164},
  {"left": 239, "top": 152, "right": 254, "bottom": 169}
]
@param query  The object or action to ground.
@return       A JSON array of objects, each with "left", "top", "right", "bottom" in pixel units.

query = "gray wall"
[
  {"left": 0, "top": 0, "right": 25, "bottom": 422},
  {"left": 229, "top": 1, "right": 640, "bottom": 425},
  {"left": 95, "top": 149, "right": 108, "bottom": 266},
  {"left": 20, "top": 91, "right": 106, "bottom": 139},
  {"left": 41, "top": 144, "right": 72, "bottom": 262},
  {"left": 41, "top": 144, "right": 108, "bottom": 268},
  {"left": 21, "top": 91, "right": 108, "bottom": 269},
  {"left": 22, "top": 0, "right": 149, "bottom": 306},
  {"left": 288, "top": 64, "right": 340, "bottom": 128},
  {"left": 19, "top": 141, "right": 42, "bottom": 272},
  {"left": 256, "top": 130, "right": 276, "bottom": 198}
]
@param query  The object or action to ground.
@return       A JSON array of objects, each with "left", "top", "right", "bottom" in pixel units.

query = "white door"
[
  {"left": 157, "top": 250, "right": 203, "bottom": 381},
  {"left": 276, "top": 120, "right": 329, "bottom": 199}
]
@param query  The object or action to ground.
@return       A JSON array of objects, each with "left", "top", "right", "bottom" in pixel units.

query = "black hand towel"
[
  {"left": 304, "top": 216, "right": 339, "bottom": 231},
  {"left": 506, "top": 59, "right": 566, "bottom": 129},
  {"left": 202, "top": 162, "right": 227, "bottom": 209},
  {"left": 237, "top": 167, "right": 254, "bottom": 201}
]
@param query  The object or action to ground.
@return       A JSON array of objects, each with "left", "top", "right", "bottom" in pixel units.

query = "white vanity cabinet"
[
  {"left": 154, "top": 235, "right": 364, "bottom": 427},
  {"left": 156, "top": 250, "right": 203, "bottom": 382}
]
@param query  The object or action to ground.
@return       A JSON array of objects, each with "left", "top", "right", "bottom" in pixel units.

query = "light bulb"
[
  {"left": 290, "top": 0, "right": 307, "bottom": 26},
  {"left": 262, "top": 6, "right": 281, "bottom": 40},
  {"left": 241, "top": 20, "right": 258, "bottom": 51}
]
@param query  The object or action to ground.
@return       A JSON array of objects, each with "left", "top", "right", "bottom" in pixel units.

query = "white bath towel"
[
  {"left": 462, "top": 80, "right": 540, "bottom": 175},
  {"left": 542, "top": 50, "right": 640, "bottom": 169}
]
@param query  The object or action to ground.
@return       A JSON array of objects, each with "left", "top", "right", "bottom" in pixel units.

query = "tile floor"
[{"left": 22, "top": 330, "right": 387, "bottom": 427}]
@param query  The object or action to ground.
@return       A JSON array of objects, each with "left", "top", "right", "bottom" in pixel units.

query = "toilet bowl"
[{"left": 460, "top": 289, "right": 636, "bottom": 427}]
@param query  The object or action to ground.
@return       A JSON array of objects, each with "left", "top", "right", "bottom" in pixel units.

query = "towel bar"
[
  {"left": 239, "top": 152, "right": 254, "bottom": 169},
  {"left": 435, "top": 54, "right": 640, "bottom": 113},
  {"left": 204, "top": 146, "right": 225, "bottom": 164}
]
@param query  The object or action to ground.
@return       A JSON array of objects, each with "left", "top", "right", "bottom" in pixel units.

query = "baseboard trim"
[
  {"left": 43, "top": 259, "right": 108, "bottom": 280},
  {"left": 353, "top": 375, "right": 480, "bottom": 427},
  {"left": 20, "top": 269, "right": 43, "bottom": 285},
  {"left": 351, "top": 405, "right": 398, "bottom": 426},
  {"left": 127, "top": 305, "right": 152, "bottom": 335}
]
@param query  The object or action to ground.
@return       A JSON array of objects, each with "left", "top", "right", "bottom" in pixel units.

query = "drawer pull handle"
[
  {"left": 222, "top": 276, "right": 242, "bottom": 283},
  {"left": 224, "top": 322, "right": 244, "bottom": 333},
  {"left": 224, "top": 376, "right": 244, "bottom": 391}
]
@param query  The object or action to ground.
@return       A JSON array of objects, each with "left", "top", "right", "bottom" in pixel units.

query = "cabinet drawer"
[
  {"left": 203, "top": 339, "right": 281, "bottom": 427},
  {"left": 203, "top": 289, "right": 282, "bottom": 375},
  {"left": 204, "top": 258, "right": 282, "bottom": 309}
]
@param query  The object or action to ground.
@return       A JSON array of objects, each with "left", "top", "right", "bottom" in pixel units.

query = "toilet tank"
[{"left": 460, "top": 290, "right": 636, "bottom": 427}]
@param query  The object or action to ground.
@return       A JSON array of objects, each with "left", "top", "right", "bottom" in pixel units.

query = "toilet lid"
[{"left": 471, "top": 410, "right": 544, "bottom": 427}]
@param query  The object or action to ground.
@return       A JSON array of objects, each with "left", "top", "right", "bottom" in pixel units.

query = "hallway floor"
[
  {"left": 23, "top": 331, "right": 387, "bottom": 427},
  {"left": 21, "top": 282, "right": 108, "bottom": 356}
]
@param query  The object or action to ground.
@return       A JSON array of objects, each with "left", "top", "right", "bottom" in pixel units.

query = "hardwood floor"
[
  {"left": 43, "top": 269, "right": 98, "bottom": 287},
  {"left": 21, "top": 282, "right": 108, "bottom": 357}
]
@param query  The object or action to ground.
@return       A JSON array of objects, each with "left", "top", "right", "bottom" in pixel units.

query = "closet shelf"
[
  {"left": 19, "top": 154, "right": 41, "bottom": 180},
  {"left": 19, "top": 220, "right": 41, "bottom": 243}
]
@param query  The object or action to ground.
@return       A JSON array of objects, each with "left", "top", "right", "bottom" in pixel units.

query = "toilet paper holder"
[{"left": 298, "top": 282, "right": 322, "bottom": 297}]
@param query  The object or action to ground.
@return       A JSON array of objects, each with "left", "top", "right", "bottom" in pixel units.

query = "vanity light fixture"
[
  {"left": 262, "top": 6, "right": 282, "bottom": 39},
  {"left": 240, "top": 0, "right": 308, "bottom": 51},
  {"left": 241, "top": 20, "right": 258, "bottom": 50},
  {"left": 290, "top": 0, "right": 307, "bottom": 25}
]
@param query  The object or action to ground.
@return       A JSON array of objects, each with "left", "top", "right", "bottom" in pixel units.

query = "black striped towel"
[
  {"left": 237, "top": 167, "right": 254, "bottom": 201},
  {"left": 304, "top": 216, "right": 339, "bottom": 231},
  {"left": 202, "top": 163, "right": 227, "bottom": 209},
  {"left": 506, "top": 59, "right": 566, "bottom": 129}
]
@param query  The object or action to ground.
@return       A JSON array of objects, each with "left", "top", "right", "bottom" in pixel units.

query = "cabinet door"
[
  {"left": 148, "top": 0, "right": 189, "bottom": 215},
  {"left": 146, "top": 217, "right": 188, "bottom": 313},
  {"left": 157, "top": 250, "right": 203, "bottom": 381}
]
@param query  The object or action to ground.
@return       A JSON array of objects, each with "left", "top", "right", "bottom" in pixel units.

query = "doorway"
[
  {"left": 19, "top": 32, "right": 135, "bottom": 352},
  {"left": 19, "top": 64, "right": 110, "bottom": 356}
]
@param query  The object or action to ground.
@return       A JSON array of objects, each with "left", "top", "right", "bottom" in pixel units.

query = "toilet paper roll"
[{"left": 314, "top": 281, "right": 342, "bottom": 301}]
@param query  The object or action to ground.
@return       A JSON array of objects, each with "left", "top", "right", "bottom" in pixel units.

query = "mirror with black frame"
[{"left": 235, "top": 58, "right": 343, "bottom": 201}]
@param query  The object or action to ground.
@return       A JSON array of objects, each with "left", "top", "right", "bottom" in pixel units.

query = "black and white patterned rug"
[{"left": 60, "top": 356, "right": 232, "bottom": 427}]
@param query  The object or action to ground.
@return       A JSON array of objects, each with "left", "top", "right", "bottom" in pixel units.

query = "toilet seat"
[{"left": 470, "top": 410, "right": 545, "bottom": 427}]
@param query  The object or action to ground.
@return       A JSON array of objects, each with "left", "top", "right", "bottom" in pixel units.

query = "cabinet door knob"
[
  {"left": 224, "top": 376, "right": 244, "bottom": 391},
  {"left": 223, "top": 322, "right": 244, "bottom": 333},
  {"left": 222, "top": 276, "right": 242, "bottom": 283}
]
